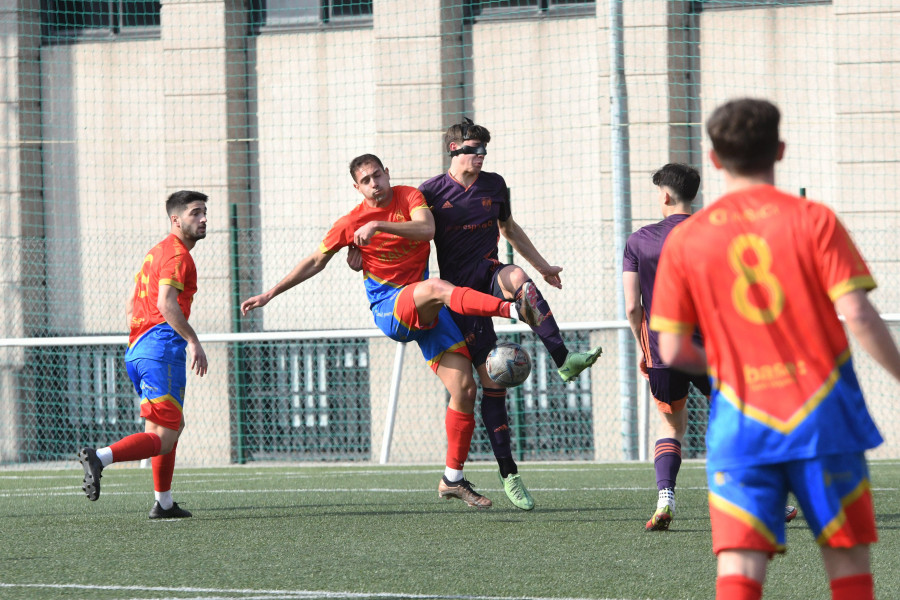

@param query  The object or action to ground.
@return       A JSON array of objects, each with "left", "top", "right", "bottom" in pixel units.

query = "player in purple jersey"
[
  {"left": 624, "top": 164, "right": 712, "bottom": 531},
  {"left": 624, "top": 164, "right": 797, "bottom": 531},
  {"left": 418, "top": 118, "right": 603, "bottom": 510}
]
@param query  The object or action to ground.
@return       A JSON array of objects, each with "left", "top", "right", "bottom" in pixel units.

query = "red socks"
[
  {"left": 715, "top": 571, "right": 873, "bottom": 599},
  {"left": 153, "top": 441, "right": 178, "bottom": 493},
  {"left": 449, "top": 287, "right": 509, "bottom": 318},
  {"left": 831, "top": 573, "right": 874, "bottom": 600},
  {"left": 109, "top": 432, "right": 162, "bottom": 463},
  {"left": 716, "top": 575, "right": 762, "bottom": 600},
  {"left": 445, "top": 407, "right": 475, "bottom": 469}
]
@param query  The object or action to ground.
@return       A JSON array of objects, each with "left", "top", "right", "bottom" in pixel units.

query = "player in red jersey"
[
  {"left": 78, "top": 190, "right": 209, "bottom": 519},
  {"left": 651, "top": 98, "right": 900, "bottom": 600},
  {"left": 240, "top": 154, "right": 542, "bottom": 509}
]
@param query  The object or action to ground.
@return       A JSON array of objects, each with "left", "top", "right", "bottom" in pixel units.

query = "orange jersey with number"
[
  {"left": 129, "top": 233, "right": 197, "bottom": 346},
  {"left": 650, "top": 185, "right": 881, "bottom": 469}
]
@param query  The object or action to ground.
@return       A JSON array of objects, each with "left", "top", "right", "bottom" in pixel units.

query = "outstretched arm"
[
  {"left": 241, "top": 249, "right": 334, "bottom": 315},
  {"left": 354, "top": 207, "right": 435, "bottom": 246},
  {"left": 498, "top": 215, "right": 563, "bottom": 289},
  {"left": 835, "top": 289, "right": 900, "bottom": 383}
]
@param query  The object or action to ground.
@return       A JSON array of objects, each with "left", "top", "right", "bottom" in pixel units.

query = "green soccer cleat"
[
  {"left": 646, "top": 505, "right": 673, "bottom": 531},
  {"left": 558, "top": 345, "right": 603, "bottom": 383},
  {"left": 499, "top": 472, "right": 535, "bottom": 511},
  {"left": 646, "top": 488, "right": 675, "bottom": 531}
]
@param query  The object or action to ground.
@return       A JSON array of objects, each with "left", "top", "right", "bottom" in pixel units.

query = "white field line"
[
  {"left": 0, "top": 582, "right": 631, "bottom": 600},
  {"left": 0, "top": 485, "right": 684, "bottom": 499}
]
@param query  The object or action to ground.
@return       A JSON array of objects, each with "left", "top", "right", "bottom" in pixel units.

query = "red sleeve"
[
  {"left": 649, "top": 225, "right": 698, "bottom": 335},
  {"left": 158, "top": 240, "right": 189, "bottom": 292},
  {"left": 807, "top": 203, "right": 876, "bottom": 301},
  {"left": 403, "top": 187, "right": 429, "bottom": 215},
  {"left": 319, "top": 213, "right": 354, "bottom": 255}
]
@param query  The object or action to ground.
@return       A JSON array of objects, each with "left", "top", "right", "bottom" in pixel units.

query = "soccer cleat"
[
  {"left": 149, "top": 501, "right": 193, "bottom": 519},
  {"left": 646, "top": 487, "right": 675, "bottom": 531},
  {"left": 438, "top": 476, "right": 492, "bottom": 509},
  {"left": 785, "top": 505, "right": 798, "bottom": 523},
  {"left": 78, "top": 447, "right": 104, "bottom": 501},
  {"left": 514, "top": 281, "right": 546, "bottom": 328},
  {"left": 558, "top": 345, "right": 603, "bottom": 383},
  {"left": 498, "top": 472, "right": 535, "bottom": 511}
]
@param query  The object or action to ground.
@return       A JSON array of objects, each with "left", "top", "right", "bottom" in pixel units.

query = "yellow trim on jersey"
[
  {"left": 319, "top": 242, "right": 338, "bottom": 255},
  {"left": 409, "top": 204, "right": 428, "bottom": 215},
  {"left": 828, "top": 275, "right": 877, "bottom": 302},
  {"left": 159, "top": 278, "right": 185, "bottom": 291},
  {"left": 364, "top": 270, "right": 404, "bottom": 289},
  {"left": 140, "top": 394, "right": 184, "bottom": 411},
  {"left": 708, "top": 491, "right": 781, "bottom": 549},
  {"left": 649, "top": 314, "right": 695, "bottom": 335},
  {"left": 715, "top": 350, "right": 851, "bottom": 435},
  {"left": 816, "top": 478, "right": 870, "bottom": 546}
]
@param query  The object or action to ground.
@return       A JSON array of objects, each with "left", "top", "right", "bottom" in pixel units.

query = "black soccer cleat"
[
  {"left": 78, "top": 447, "right": 104, "bottom": 501},
  {"left": 149, "top": 501, "right": 192, "bottom": 519}
]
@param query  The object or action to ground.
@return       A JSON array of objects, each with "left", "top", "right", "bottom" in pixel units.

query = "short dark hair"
[
  {"left": 166, "top": 190, "right": 208, "bottom": 216},
  {"left": 652, "top": 163, "right": 700, "bottom": 202},
  {"left": 349, "top": 154, "right": 385, "bottom": 182},
  {"left": 706, "top": 98, "right": 781, "bottom": 176},
  {"left": 444, "top": 119, "right": 491, "bottom": 152}
]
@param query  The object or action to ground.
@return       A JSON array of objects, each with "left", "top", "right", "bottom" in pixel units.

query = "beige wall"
[{"left": 7, "top": 1, "right": 900, "bottom": 464}]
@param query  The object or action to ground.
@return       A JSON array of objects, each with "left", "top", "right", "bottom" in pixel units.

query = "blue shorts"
[
  {"left": 125, "top": 357, "right": 186, "bottom": 431},
  {"left": 648, "top": 367, "right": 711, "bottom": 413},
  {"left": 371, "top": 284, "right": 470, "bottom": 371},
  {"left": 708, "top": 452, "right": 877, "bottom": 555}
]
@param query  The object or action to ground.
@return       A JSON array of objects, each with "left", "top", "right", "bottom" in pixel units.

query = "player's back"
[
  {"left": 657, "top": 184, "right": 881, "bottom": 467},
  {"left": 624, "top": 213, "right": 691, "bottom": 368},
  {"left": 676, "top": 186, "right": 866, "bottom": 401}
]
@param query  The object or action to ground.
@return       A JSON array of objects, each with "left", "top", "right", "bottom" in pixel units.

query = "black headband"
[{"left": 449, "top": 118, "right": 487, "bottom": 157}]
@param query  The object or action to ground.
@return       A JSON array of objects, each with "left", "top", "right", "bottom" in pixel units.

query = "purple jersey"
[
  {"left": 622, "top": 213, "right": 693, "bottom": 368},
  {"left": 419, "top": 171, "right": 510, "bottom": 285}
]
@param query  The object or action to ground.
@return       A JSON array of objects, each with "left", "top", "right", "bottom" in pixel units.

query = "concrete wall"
[{"left": 4, "top": 0, "right": 899, "bottom": 464}]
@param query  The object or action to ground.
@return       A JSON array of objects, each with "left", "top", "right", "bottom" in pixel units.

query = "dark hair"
[
  {"left": 444, "top": 119, "right": 491, "bottom": 152},
  {"left": 652, "top": 163, "right": 700, "bottom": 202},
  {"left": 349, "top": 154, "right": 385, "bottom": 182},
  {"left": 166, "top": 190, "right": 208, "bottom": 216},
  {"left": 706, "top": 98, "right": 781, "bottom": 176}
]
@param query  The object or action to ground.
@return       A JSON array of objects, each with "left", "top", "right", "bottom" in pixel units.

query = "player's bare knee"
[{"left": 501, "top": 266, "right": 529, "bottom": 296}]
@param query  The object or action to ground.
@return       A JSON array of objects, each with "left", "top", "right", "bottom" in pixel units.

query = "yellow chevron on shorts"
[
  {"left": 140, "top": 394, "right": 183, "bottom": 412},
  {"left": 816, "top": 477, "right": 870, "bottom": 546},
  {"left": 709, "top": 491, "right": 779, "bottom": 548}
]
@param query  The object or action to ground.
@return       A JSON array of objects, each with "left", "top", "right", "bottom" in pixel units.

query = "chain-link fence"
[{"left": 2, "top": 1, "right": 898, "bottom": 466}]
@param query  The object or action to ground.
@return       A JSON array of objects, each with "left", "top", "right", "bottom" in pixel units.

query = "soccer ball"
[{"left": 485, "top": 342, "right": 532, "bottom": 387}]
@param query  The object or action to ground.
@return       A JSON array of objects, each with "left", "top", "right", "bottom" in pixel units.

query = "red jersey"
[
  {"left": 320, "top": 186, "right": 431, "bottom": 305},
  {"left": 129, "top": 233, "right": 197, "bottom": 346},
  {"left": 650, "top": 185, "right": 881, "bottom": 469}
]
